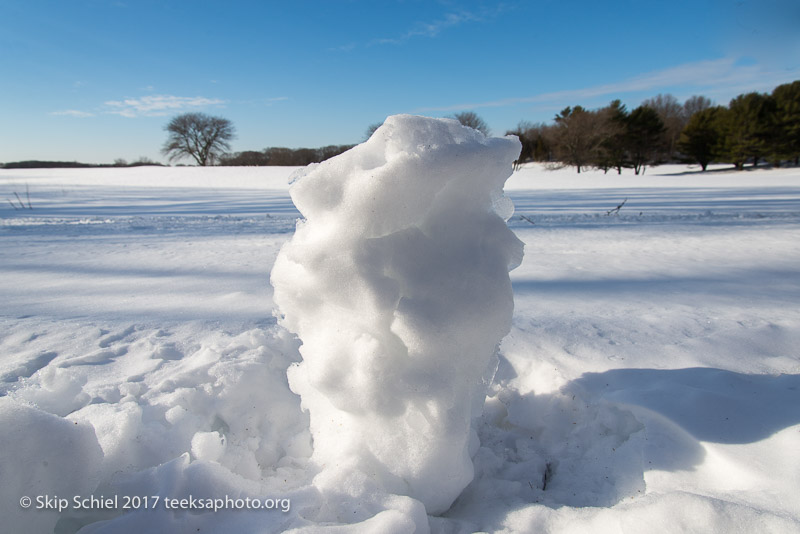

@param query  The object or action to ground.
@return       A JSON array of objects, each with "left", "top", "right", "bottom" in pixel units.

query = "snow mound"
[
  {"left": 0, "top": 398, "right": 103, "bottom": 533},
  {"left": 271, "top": 114, "right": 523, "bottom": 514}
]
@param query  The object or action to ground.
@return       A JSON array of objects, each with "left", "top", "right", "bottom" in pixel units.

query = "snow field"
[{"left": 1, "top": 137, "right": 799, "bottom": 532}]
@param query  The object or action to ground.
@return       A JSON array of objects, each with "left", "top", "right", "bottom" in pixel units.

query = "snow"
[
  {"left": 1, "top": 137, "right": 800, "bottom": 533},
  {"left": 271, "top": 115, "right": 524, "bottom": 516}
]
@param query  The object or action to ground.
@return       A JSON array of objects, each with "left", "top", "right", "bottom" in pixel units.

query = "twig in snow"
[
  {"left": 8, "top": 184, "right": 33, "bottom": 210},
  {"left": 519, "top": 215, "right": 535, "bottom": 225},
  {"left": 606, "top": 198, "right": 627, "bottom": 216},
  {"left": 542, "top": 462, "right": 553, "bottom": 491}
]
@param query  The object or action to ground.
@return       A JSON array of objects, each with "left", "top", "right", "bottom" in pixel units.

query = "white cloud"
[
  {"left": 51, "top": 109, "right": 94, "bottom": 118},
  {"left": 104, "top": 95, "right": 225, "bottom": 118}
]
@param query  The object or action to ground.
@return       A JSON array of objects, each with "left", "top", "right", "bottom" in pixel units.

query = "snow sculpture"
[{"left": 271, "top": 114, "right": 523, "bottom": 514}]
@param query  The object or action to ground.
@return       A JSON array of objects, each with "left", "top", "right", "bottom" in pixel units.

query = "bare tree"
[
  {"left": 162, "top": 112, "right": 235, "bottom": 166},
  {"left": 506, "top": 121, "right": 555, "bottom": 168},
  {"left": 552, "top": 106, "right": 606, "bottom": 173},
  {"left": 450, "top": 111, "right": 491, "bottom": 136},
  {"left": 642, "top": 94, "right": 685, "bottom": 160},
  {"left": 364, "top": 122, "right": 384, "bottom": 141},
  {"left": 683, "top": 95, "right": 713, "bottom": 119}
]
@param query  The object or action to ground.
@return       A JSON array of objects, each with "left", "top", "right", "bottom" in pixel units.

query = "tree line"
[
  {"left": 218, "top": 145, "right": 355, "bottom": 166},
  {"left": 2, "top": 158, "right": 162, "bottom": 169},
  {"left": 507, "top": 80, "right": 800, "bottom": 173},
  {"left": 179, "top": 81, "right": 797, "bottom": 172}
]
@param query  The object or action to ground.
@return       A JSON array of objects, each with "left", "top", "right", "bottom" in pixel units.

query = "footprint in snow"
[
  {"left": 98, "top": 325, "right": 136, "bottom": 348},
  {"left": 59, "top": 346, "right": 129, "bottom": 367}
]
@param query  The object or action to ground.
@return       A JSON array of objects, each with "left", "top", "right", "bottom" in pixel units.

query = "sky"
[{"left": 1, "top": 0, "right": 798, "bottom": 164}]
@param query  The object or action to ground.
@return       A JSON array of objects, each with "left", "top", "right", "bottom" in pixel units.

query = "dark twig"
[
  {"left": 519, "top": 214, "right": 535, "bottom": 225},
  {"left": 8, "top": 184, "right": 33, "bottom": 210},
  {"left": 606, "top": 198, "right": 627, "bottom": 216},
  {"left": 542, "top": 462, "right": 553, "bottom": 490}
]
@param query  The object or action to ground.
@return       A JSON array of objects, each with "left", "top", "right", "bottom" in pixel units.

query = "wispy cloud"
[
  {"left": 414, "top": 57, "right": 800, "bottom": 113},
  {"left": 329, "top": 42, "right": 357, "bottom": 52},
  {"left": 335, "top": 5, "right": 506, "bottom": 51},
  {"left": 51, "top": 109, "right": 95, "bottom": 118},
  {"left": 104, "top": 95, "right": 225, "bottom": 118},
  {"left": 239, "top": 96, "right": 289, "bottom": 107},
  {"left": 371, "top": 10, "right": 480, "bottom": 46}
]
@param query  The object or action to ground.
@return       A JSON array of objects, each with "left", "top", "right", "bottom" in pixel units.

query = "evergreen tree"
[
  {"left": 677, "top": 106, "right": 724, "bottom": 171},
  {"left": 719, "top": 92, "right": 776, "bottom": 169},
  {"left": 595, "top": 100, "right": 629, "bottom": 174},
  {"left": 624, "top": 106, "right": 666, "bottom": 175},
  {"left": 772, "top": 81, "right": 800, "bottom": 165}
]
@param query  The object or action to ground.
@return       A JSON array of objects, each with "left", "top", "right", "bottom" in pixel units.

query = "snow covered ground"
[{"left": 1, "top": 159, "right": 799, "bottom": 533}]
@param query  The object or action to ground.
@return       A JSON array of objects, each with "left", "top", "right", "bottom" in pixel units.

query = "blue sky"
[{"left": 1, "top": 0, "right": 798, "bottom": 164}]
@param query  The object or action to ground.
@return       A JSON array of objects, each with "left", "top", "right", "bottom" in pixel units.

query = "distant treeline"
[
  {"left": 218, "top": 145, "right": 356, "bottom": 166},
  {"left": 2, "top": 159, "right": 163, "bottom": 169},
  {"left": 6, "top": 80, "right": 797, "bottom": 173},
  {"left": 508, "top": 80, "right": 800, "bottom": 173}
]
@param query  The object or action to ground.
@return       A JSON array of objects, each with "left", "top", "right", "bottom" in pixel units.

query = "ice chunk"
[{"left": 271, "top": 114, "right": 523, "bottom": 514}]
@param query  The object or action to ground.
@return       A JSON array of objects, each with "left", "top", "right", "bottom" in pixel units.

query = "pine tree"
[
  {"left": 624, "top": 106, "right": 666, "bottom": 175},
  {"left": 678, "top": 106, "right": 724, "bottom": 171},
  {"left": 772, "top": 81, "right": 800, "bottom": 165},
  {"left": 595, "top": 100, "right": 629, "bottom": 174},
  {"left": 719, "top": 92, "right": 776, "bottom": 169}
]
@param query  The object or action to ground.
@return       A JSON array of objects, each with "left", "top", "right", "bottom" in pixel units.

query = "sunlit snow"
[{"left": 1, "top": 121, "right": 799, "bottom": 533}]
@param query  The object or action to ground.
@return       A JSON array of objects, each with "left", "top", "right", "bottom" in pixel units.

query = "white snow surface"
[
  {"left": 1, "top": 143, "right": 800, "bottom": 533},
  {"left": 272, "top": 116, "right": 524, "bottom": 516}
]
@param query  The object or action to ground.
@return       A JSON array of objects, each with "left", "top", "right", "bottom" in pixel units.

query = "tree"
[
  {"left": 364, "top": 122, "right": 383, "bottom": 141},
  {"left": 595, "top": 100, "right": 629, "bottom": 174},
  {"left": 683, "top": 95, "right": 713, "bottom": 119},
  {"left": 772, "top": 81, "right": 800, "bottom": 165},
  {"left": 642, "top": 94, "right": 685, "bottom": 160},
  {"left": 718, "top": 92, "right": 776, "bottom": 169},
  {"left": 218, "top": 150, "right": 270, "bottom": 166},
  {"left": 552, "top": 106, "right": 606, "bottom": 173},
  {"left": 506, "top": 121, "right": 554, "bottom": 168},
  {"left": 624, "top": 106, "right": 666, "bottom": 175},
  {"left": 450, "top": 111, "right": 491, "bottom": 136},
  {"left": 678, "top": 106, "right": 724, "bottom": 171},
  {"left": 162, "top": 112, "right": 235, "bottom": 166}
]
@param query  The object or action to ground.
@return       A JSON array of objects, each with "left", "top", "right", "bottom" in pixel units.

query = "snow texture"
[
  {"left": 271, "top": 115, "right": 524, "bottom": 515},
  {"left": 1, "top": 143, "right": 799, "bottom": 533}
]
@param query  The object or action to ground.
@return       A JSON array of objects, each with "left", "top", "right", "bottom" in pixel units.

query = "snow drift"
[{"left": 271, "top": 114, "right": 524, "bottom": 514}]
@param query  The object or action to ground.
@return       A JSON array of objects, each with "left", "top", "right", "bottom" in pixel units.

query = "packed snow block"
[
  {"left": 0, "top": 398, "right": 102, "bottom": 534},
  {"left": 271, "top": 114, "right": 523, "bottom": 514}
]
